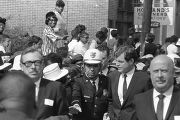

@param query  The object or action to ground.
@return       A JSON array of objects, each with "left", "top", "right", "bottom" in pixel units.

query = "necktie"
[
  {"left": 35, "top": 84, "right": 39, "bottom": 102},
  {"left": 123, "top": 74, "right": 127, "bottom": 99},
  {"left": 157, "top": 94, "right": 165, "bottom": 120},
  {"left": 92, "top": 81, "right": 96, "bottom": 93}
]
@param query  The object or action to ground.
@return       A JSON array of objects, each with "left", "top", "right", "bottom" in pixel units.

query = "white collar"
[
  {"left": 34, "top": 78, "right": 41, "bottom": 88},
  {"left": 90, "top": 77, "right": 99, "bottom": 85},
  {"left": 153, "top": 85, "right": 174, "bottom": 99},
  {"left": 123, "top": 67, "right": 135, "bottom": 77}
]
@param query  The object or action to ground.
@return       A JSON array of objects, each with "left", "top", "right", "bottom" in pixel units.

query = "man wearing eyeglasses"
[
  {"left": 20, "top": 47, "right": 69, "bottom": 120},
  {"left": 70, "top": 49, "right": 109, "bottom": 120}
]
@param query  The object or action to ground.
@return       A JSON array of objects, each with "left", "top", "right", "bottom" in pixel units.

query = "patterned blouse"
[{"left": 42, "top": 25, "right": 60, "bottom": 56}]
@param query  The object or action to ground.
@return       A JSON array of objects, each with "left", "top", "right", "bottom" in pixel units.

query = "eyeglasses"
[{"left": 22, "top": 60, "right": 42, "bottom": 67}]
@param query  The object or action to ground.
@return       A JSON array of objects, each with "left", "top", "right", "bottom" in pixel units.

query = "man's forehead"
[
  {"left": 150, "top": 60, "right": 173, "bottom": 71},
  {"left": 22, "top": 52, "right": 42, "bottom": 61},
  {"left": 116, "top": 52, "right": 125, "bottom": 60}
]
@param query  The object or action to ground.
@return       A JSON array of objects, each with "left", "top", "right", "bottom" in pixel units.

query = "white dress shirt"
[
  {"left": 153, "top": 85, "right": 173, "bottom": 120},
  {"left": 34, "top": 79, "right": 41, "bottom": 102},
  {"left": 68, "top": 39, "right": 78, "bottom": 52},
  {"left": 118, "top": 67, "right": 135, "bottom": 104}
]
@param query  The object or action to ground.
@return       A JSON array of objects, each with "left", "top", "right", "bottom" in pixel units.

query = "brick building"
[{"left": 0, "top": 0, "right": 108, "bottom": 39}]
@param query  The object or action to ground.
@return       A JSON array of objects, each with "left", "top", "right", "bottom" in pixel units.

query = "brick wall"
[{"left": 0, "top": 0, "right": 108, "bottom": 39}]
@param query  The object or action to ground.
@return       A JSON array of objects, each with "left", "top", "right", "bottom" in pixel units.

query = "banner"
[{"left": 134, "top": 7, "right": 174, "bottom": 25}]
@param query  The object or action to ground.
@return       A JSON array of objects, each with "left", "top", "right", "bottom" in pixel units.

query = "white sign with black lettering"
[{"left": 134, "top": 7, "right": 174, "bottom": 25}]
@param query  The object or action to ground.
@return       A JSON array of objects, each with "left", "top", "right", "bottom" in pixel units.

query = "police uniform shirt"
[{"left": 90, "top": 77, "right": 99, "bottom": 91}]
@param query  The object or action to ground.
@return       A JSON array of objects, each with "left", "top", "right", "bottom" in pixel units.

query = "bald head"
[
  {"left": 0, "top": 71, "right": 35, "bottom": 116},
  {"left": 150, "top": 55, "right": 174, "bottom": 71},
  {"left": 150, "top": 55, "right": 175, "bottom": 93}
]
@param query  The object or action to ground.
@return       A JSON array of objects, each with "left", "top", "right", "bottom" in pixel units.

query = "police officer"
[{"left": 70, "top": 49, "right": 109, "bottom": 120}]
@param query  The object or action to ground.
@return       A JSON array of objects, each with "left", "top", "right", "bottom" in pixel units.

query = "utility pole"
[{"left": 139, "top": 0, "right": 153, "bottom": 58}]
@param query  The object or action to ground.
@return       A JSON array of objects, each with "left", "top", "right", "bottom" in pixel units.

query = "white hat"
[
  {"left": 83, "top": 49, "right": 102, "bottom": 64},
  {"left": 9, "top": 54, "right": 21, "bottom": 71},
  {"left": 43, "top": 63, "right": 69, "bottom": 81},
  {"left": 0, "top": 63, "right": 12, "bottom": 70}
]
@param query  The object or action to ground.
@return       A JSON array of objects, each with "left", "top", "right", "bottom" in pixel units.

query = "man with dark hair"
[
  {"left": 20, "top": 47, "right": 69, "bottom": 120},
  {"left": 43, "top": 52, "right": 63, "bottom": 68},
  {"left": 105, "top": 46, "right": 152, "bottom": 120},
  {"left": 107, "top": 29, "right": 119, "bottom": 55},
  {"left": 89, "top": 31, "right": 107, "bottom": 49},
  {"left": 70, "top": 49, "right": 109, "bottom": 120},
  {"left": 144, "top": 33, "right": 157, "bottom": 56},
  {"left": 27, "top": 35, "right": 42, "bottom": 49},
  {"left": 97, "top": 45, "right": 110, "bottom": 76},
  {"left": 0, "top": 71, "right": 35, "bottom": 120}
]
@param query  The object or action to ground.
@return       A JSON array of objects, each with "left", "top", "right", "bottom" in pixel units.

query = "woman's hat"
[{"left": 43, "top": 63, "right": 68, "bottom": 81}]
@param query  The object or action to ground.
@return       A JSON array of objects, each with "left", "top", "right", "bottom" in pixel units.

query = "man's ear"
[{"left": 129, "top": 58, "right": 134, "bottom": 65}]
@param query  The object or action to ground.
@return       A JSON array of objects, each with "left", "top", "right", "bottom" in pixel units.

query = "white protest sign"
[{"left": 134, "top": 7, "right": 174, "bottom": 25}]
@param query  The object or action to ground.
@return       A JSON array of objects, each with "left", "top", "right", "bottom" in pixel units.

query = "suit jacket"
[
  {"left": 134, "top": 86, "right": 180, "bottom": 120},
  {"left": 108, "top": 70, "right": 152, "bottom": 120},
  {"left": 35, "top": 78, "right": 68, "bottom": 120},
  {"left": 72, "top": 74, "right": 109, "bottom": 120}
]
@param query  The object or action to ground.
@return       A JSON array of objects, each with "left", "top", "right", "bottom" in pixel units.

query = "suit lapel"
[
  {"left": 165, "top": 86, "right": 180, "bottom": 120},
  {"left": 148, "top": 90, "right": 158, "bottom": 120},
  {"left": 96, "top": 78, "right": 103, "bottom": 97},
  {"left": 37, "top": 78, "right": 50, "bottom": 108},
  {"left": 114, "top": 72, "right": 121, "bottom": 107},
  {"left": 122, "top": 71, "right": 136, "bottom": 107}
]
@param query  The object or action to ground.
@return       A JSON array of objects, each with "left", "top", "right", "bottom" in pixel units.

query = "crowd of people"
[{"left": 0, "top": 0, "right": 180, "bottom": 120}]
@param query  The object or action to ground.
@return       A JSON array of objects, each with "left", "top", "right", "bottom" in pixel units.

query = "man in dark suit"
[
  {"left": 144, "top": 33, "right": 157, "bottom": 56},
  {"left": 0, "top": 71, "right": 35, "bottom": 120},
  {"left": 70, "top": 49, "right": 109, "bottom": 120},
  {"left": 134, "top": 55, "right": 180, "bottom": 120},
  {"left": 20, "top": 47, "right": 69, "bottom": 120},
  {"left": 105, "top": 46, "right": 152, "bottom": 120}
]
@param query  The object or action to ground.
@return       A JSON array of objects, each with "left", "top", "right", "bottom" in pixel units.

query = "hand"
[
  {"left": 103, "top": 112, "right": 110, "bottom": 120},
  {"left": 69, "top": 106, "right": 80, "bottom": 115}
]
